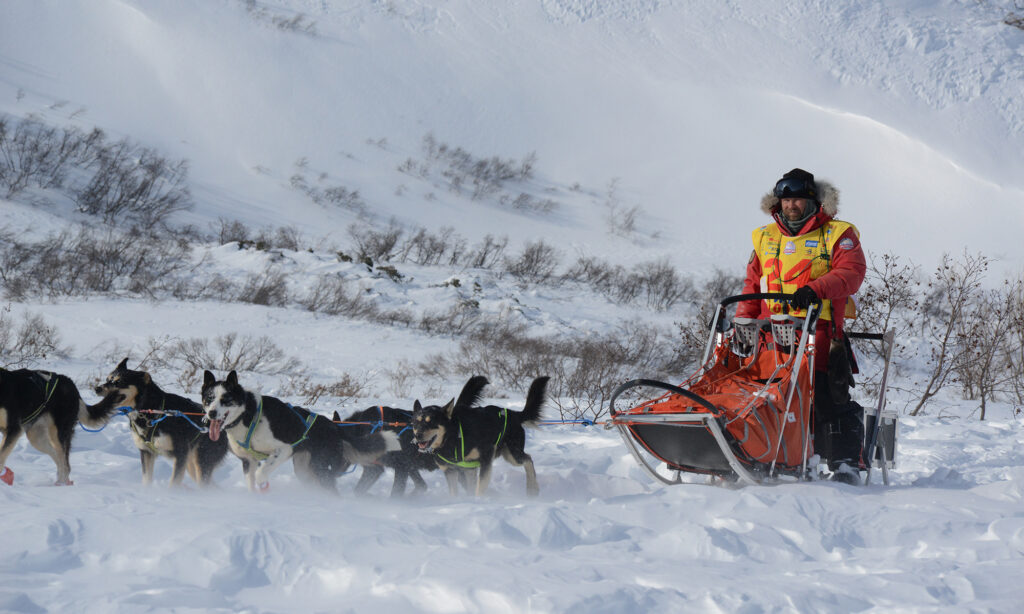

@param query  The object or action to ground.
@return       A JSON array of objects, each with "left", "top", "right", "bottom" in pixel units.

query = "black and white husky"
[
  {"left": 95, "top": 358, "right": 230, "bottom": 487},
  {"left": 411, "top": 376, "right": 548, "bottom": 497},
  {"left": 201, "top": 370, "right": 398, "bottom": 492},
  {"left": 1, "top": 367, "right": 116, "bottom": 486}
]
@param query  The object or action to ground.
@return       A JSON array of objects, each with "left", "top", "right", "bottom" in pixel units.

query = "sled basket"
[{"left": 609, "top": 293, "right": 821, "bottom": 485}]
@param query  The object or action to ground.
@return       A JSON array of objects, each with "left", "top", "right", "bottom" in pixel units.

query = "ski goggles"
[{"left": 773, "top": 177, "right": 817, "bottom": 199}]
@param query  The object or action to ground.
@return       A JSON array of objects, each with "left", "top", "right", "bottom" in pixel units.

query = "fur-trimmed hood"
[{"left": 760, "top": 179, "right": 840, "bottom": 217}]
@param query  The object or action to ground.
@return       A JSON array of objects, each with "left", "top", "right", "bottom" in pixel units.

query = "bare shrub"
[
  {"left": 0, "top": 306, "right": 68, "bottom": 368},
  {"left": 349, "top": 222, "right": 402, "bottom": 264},
  {"left": 301, "top": 274, "right": 380, "bottom": 319},
  {"left": 953, "top": 278, "right": 1022, "bottom": 419},
  {"left": 910, "top": 252, "right": 988, "bottom": 416},
  {"left": 505, "top": 240, "right": 561, "bottom": 284},
  {"left": 430, "top": 319, "right": 681, "bottom": 422},
  {"left": 854, "top": 252, "right": 921, "bottom": 363},
  {"left": 0, "top": 226, "right": 191, "bottom": 299},
  {"left": 396, "top": 226, "right": 465, "bottom": 266},
  {"left": 292, "top": 171, "right": 367, "bottom": 216},
  {"left": 148, "top": 332, "right": 302, "bottom": 375},
  {"left": 75, "top": 140, "right": 192, "bottom": 226},
  {"left": 282, "top": 372, "right": 370, "bottom": 406},
  {"left": 633, "top": 258, "right": 694, "bottom": 311},
  {"left": 421, "top": 133, "right": 537, "bottom": 201},
  {"left": 462, "top": 234, "right": 508, "bottom": 269},
  {"left": 215, "top": 218, "right": 251, "bottom": 245},
  {"left": 236, "top": 267, "right": 289, "bottom": 306},
  {"left": 563, "top": 255, "right": 694, "bottom": 311},
  {"left": 0, "top": 117, "right": 101, "bottom": 197},
  {"left": 500, "top": 192, "right": 557, "bottom": 214}
]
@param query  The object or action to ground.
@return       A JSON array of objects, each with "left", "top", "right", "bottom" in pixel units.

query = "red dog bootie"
[{"left": 0, "top": 467, "right": 13, "bottom": 486}]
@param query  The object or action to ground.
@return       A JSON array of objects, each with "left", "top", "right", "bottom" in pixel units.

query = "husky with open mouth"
[
  {"left": 201, "top": 370, "right": 398, "bottom": 492},
  {"left": 411, "top": 376, "right": 548, "bottom": 497},
  {"left": 332, "top": 377, "right": 486, "bottom": 496}
]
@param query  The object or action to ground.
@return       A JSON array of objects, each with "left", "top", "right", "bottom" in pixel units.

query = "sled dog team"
[{"left": 0, "top": 359, "right": 549, "bottom": 496}]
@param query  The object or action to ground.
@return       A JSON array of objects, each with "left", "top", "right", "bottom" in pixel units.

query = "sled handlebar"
[{"left": 718, "top": 292, "right": 823, "bottom": 310}]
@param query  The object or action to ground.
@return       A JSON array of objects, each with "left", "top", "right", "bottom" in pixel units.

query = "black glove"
[{"left": 790, "top": 286, "right": 818, "bottom": 310}]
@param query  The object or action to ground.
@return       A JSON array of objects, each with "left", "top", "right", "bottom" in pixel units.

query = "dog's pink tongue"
[{"left": 209, "top": 419, "right": 221, "bottom": 442}]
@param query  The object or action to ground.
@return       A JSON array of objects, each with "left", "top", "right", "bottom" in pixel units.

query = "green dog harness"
[{"left": 436, "top": 408, "right": 508, "bottom": 469}]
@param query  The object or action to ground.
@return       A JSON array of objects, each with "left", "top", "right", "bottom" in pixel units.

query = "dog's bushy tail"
[
  {"left": 519, "top": 376, "right": 549, "bottom": 426},
  {"left": 77, "top": 389, "right": 122, "bottom": 428},
  {"left": 456, "top": 375, "right": 489, "bottom": 408}
]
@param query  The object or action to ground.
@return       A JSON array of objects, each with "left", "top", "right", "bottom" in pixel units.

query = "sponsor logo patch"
[
  {"left": 805, "top": 240, "right": 819, "bottom": 248},
  {"left": 839, "top": 237, "right": 855, "bottom": 250},
  {"left": 784, "top": 241, "right": 796, "bottom": 255}
]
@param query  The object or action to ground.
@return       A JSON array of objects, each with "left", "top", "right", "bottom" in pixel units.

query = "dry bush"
[
  {"left": 396, "top": 226, "right": 466, "bottom": 266},
  {"left": 0, "top": 306, "right": 68, "bottom": 368},
  {"left": 854, "top": 252, "right": 921, "bottom": 362},
  {"left": 282, "top": 372, "right": 370, "bottom": 406},
  {"left": 910, "top": 252, "right": 988, "bottom": 416},
  {"left": 147, "top": 332, "right": 302, "bottom": 376},
  {"left": 236, "top": 267, "right": 289, "bottom": 306},
  {"left": 301, "top": 274, "right": 380, "bottom": 319},
  {"left": 0, "top": 227, "right": 191, "bottom": 300},
  {"left": 76, "top": 141, "right": 191, "bottom": 226},
  {"left": 348, "top": 222, "right": 402, "bottom": 264},
  {"left": 505, "top": 240, "right": 561, "bottom": 284},
  {"left": 461, "top": 234, "right": 508, "bottom": 269},
  {"left": 215, "top": 218, "right": 252, "bottom": 245},
  {"left": 428, "top": 319, "right": 682, "bottom": 422}
]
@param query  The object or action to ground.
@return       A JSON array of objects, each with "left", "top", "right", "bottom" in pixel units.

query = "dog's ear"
[
  {"left": 332, "top": 411, "right": 340, "bottom": 421},
  {"left": 203, "top": 370, "right": 216, "bottom": 389},
  {"left": 226, "top": 370, "right": 238, "bottom": 386},
  {"left": 443, "top": 398, "right": 456, "bottom": 418},
  {"left": 143, "top": 372, "right": 152, "bottom": 385},
  {"left": 413, "top": 399, "right": 422, "bottom": 412},
  {"left": 117, "top": 357, "right": 129, "bottom": 370}
]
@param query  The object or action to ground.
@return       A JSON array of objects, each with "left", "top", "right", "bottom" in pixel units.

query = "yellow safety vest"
[{"left": 751, "top": 219, "right": 859, "bottom": 321}]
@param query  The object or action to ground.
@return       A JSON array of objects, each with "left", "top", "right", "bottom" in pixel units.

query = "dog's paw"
[
  {"left": 0, "top": 467, "right": 13, "bottom": 486},
  {"left": 258, "top": 481, "right": 270, "bottom": 493}
]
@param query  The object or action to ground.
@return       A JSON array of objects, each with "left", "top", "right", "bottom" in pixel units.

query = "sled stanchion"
[{"left": 864, "top": 329, "right": 896, "bottom": 486}]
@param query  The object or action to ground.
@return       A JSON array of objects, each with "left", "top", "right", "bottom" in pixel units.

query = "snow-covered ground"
[{"left": 2, "top": 1, "right": 1024, "bottom": 612}]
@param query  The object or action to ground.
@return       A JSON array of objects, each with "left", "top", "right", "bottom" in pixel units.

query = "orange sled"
[{"left": 609, "top": 293, "right": 896, "bottom": 486}]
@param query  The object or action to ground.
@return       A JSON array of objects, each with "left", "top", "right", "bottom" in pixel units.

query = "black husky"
[
  {"left": 1, "top": 367, "right": 115, "bottom": 486},
  {"left": 332, "top": 378, "right": 486, "bottom": 497},
  {"left": 411, "top": 376, "right": 548, "bottom": 497},
  {"left": 95, "top": 358, "right": 230, "bottom": 487},
  {"left": 201, "top": 370, "right": 398, "bottom": 492}
]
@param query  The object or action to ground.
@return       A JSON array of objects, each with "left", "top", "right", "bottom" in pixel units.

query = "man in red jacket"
[{"left": 735, "top": 168, "right": 867, "bottom": 483}]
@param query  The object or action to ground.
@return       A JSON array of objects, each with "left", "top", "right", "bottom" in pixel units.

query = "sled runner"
[{"left": 608, "top": 293, "right": 897, "bottom": 486}]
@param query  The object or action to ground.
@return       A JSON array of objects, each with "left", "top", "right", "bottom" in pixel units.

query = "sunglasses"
[{"left": 773, "top": 177, "right": 817, "bottom": 199}]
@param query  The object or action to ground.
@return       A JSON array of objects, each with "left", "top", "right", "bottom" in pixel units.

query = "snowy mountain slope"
[{"left": 2, "top": 0, "right": 1023, "bottom": 271}]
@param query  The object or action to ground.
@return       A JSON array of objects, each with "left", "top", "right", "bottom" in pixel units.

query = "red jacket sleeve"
[
  {"left": 806, "top": 227, "right": 866, "bottom": 300},
  {"left": 735, "top": 250, "right": 764, "bottom": 319}
]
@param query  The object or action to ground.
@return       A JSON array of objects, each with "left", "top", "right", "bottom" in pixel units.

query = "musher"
[{"left": 735, "top": 168, "right": 867, "bottom": 484}]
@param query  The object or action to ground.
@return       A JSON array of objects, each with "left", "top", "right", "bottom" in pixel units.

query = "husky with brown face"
[
  {"left": 1, "top": 367, "right": 117, "bottom": 486},
  {"left": 201, "top": 370, "right": 399, "bottom": 492},
  {"left": 334, "top": 377, "right": 486, "bottom": 497},
  {"left": 411, "top": 376, "right": 548, "bottom": 497},
  {"left": 95, "top": 358, "right": 230, "bottom": 487}
]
